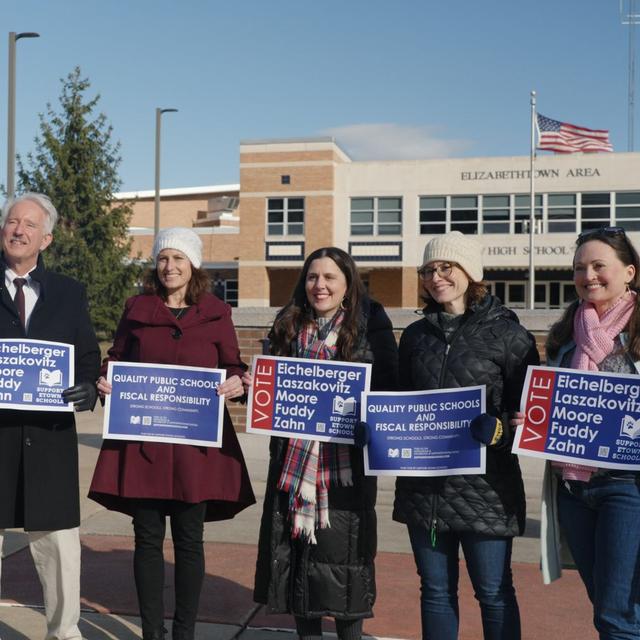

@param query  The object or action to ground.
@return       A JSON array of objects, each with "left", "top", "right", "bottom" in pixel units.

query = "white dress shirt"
[{"left": 5, "top": 266, "right": 40, "bottom": 331}]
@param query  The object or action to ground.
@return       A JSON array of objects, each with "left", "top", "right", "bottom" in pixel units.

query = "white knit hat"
[
  {"left": 152, "top": 227, "right": 202, "bottom": 268},
  {"left": 421, "top": 231, "right": 483, "bottom": 282}
]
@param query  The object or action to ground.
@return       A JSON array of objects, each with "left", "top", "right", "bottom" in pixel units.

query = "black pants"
[
  {"left": 295, "top": 616, "right": 363, "bottom": 640},
  {"left": 132, "top": 499, "right": 207, "bottom": 639}
]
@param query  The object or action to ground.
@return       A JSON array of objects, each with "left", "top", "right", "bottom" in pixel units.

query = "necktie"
[{"left": 13, "top": 278, "right": 27, "bottom": 329}]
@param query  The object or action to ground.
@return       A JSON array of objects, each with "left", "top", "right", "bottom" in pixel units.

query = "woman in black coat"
[
  {"left": 395, "top": 232, "right": 539, "bottom": 640},
  {"left": 252, "top": 247, "right": 398, "bottom": 640}
]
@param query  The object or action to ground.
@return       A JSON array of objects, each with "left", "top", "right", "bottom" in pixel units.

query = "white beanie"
[
  {"left": 421, "top": 231, "right": 483, "bottom": 282},
  {"left": 153, "top": 227, "right": 202, "bottom": 268}
]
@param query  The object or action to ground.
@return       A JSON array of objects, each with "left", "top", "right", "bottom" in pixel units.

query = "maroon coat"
[{"left": 88, "top": 293, "right": 255, "bottom": 521}]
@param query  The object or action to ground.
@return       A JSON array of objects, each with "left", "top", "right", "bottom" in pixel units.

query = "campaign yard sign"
[
  {"left": 363, "top": 386, "right": 486, "bottom": 476},
  {"left": 514, "top": 365, "right": 640, "bottom": 470},
  {"left": 104, "top": 362, "right": 226, "bottom": 447},
  {"left": 0, "top": 339, "right": 74, "bottom": 411},
  {"left": 246, "top": 355, "right": 372, "bottom": 444}
]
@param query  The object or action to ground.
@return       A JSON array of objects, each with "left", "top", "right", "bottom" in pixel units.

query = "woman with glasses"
[
  {"left": 394, "top": 231, "right": 539, "bottom": 640},
  {"left": 537, "top": 226, "right": 640, "bottom": 639}
]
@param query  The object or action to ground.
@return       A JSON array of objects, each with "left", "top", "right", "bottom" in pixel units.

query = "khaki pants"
[{"left": 0, "top": 527, "right": 83, "bottom": 640}]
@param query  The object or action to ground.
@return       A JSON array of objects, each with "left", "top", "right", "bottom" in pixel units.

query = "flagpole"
[{"left": 528, "top": 90, "right": 536, "bottom": 311}]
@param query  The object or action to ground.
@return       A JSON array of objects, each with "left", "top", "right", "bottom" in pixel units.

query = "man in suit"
[{"left": 0, "top": 193, "right": 100, "bottom": 640}]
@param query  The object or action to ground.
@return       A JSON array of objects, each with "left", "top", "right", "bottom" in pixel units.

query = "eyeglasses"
[
  {"left": 417, "top": 263, "right": 455, "bottom": 281},
  {"left": 577, "top": 226, "right": 626, "bottom": 245}
]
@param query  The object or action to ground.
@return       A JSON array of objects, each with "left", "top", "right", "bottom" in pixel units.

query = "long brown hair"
[
  {"left": 143, "top": 265, "right": 211, "bottom": 305},
  {"left": 546, "top": 229, "right": 640, "bottom": 361},
  {"left": 269, "top": 247, "right": 366, "bottom": 360}
]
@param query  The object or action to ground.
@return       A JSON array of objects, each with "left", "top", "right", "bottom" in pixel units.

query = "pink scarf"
[
  {"left": 571, "top": 293, "right": 636, "bottom": 371},
  {"left": 557, "top": 292, "right": 636, "bottom": 481}
]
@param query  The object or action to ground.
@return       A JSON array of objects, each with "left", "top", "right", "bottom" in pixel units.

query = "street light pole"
[
  {"left": 6, "top": 31, "right": 40, "bottom": 199},
  {"left": 621, "top": 0, "right": 640, "bottom": 151},
  {"left": 154, "top": 107, "right": 178, "bottom": 239}
]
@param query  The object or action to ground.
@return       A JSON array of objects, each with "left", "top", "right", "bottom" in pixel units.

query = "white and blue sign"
[
  {"left": 363, "top": 386, "right": 486, "bottom": 476},
  {"left": 247, "top": 355, "right": 372, "bottom": 443},
  {"left": 104, "top": 362, "right": 226, "bottom": 447},
  {"left": 515, "top": 365, "right": 640, "bottom": 470},
  {"left": 0, "top": 339, "right": 74, "bottom": 412}
]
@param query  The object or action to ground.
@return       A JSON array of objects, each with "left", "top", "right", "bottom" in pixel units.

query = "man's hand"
[{"left": 62, "top": 382, "right": 97, "bottom": 412}]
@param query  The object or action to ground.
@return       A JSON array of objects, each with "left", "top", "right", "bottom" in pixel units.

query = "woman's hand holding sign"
[
  {"left": 96, "top": 376, "right": 112, "bottom": 398},
  {"left": 217, "top": 374, "right": 245, "bottom": 400},
  {"left": 510, "top": 411, "right": 525, "bottom": 428}
]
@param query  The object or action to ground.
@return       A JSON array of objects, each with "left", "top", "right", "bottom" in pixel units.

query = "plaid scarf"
[{"left": 277, "top": 310, "right": 353, "bottom": 544}]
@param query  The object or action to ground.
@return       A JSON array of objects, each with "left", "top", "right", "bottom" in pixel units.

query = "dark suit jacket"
[{"left": 0, "top": 254, "right": 100, "bottom": 530}]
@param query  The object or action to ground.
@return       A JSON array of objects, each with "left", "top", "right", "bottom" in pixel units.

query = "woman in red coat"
[{"left": 89, "top": 227, "right": 255, "bottom": 640}]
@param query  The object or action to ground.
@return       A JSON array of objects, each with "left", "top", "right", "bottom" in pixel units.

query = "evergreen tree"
[{"left": 17, "top": 67, "right": 140, "bottom": 337}]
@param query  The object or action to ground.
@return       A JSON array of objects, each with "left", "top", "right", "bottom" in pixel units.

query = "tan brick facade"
[
  {"left": 117, "top": 138, "right": 433, "bottom": 310},
  {"left": 367, "top": 268, "right": 404, "bottom": 307},
  {"left": 238, "top": 265, "right": 270, "bottom": 305},
  {"left": 267, "top": 269, "right": 299, "bottom": 307},
  {"left": 240, "top": 165, "right": 334, "bottom": 194},
  {"left": 240, "top": 150, "right": 339, "bottom": 164}
]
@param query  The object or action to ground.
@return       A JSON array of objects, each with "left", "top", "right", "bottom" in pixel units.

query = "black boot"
[
  {"left": 142, "top": 627, "right": 167, "bottom": 640},
  {"left": 172, "top": 625, "right": 194, "bottom": 640}
]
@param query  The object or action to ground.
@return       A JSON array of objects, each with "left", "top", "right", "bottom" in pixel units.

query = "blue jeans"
[
  {"left": 407, "top": 525, "right": 520, "bottom": 640},
  {"left": 558, "top": 476, "right": 640, "bottom": 640}
]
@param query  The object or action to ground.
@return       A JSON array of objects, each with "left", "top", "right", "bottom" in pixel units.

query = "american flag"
[{"left": 536, "top": 114, "right": 613, "bottom": 153}]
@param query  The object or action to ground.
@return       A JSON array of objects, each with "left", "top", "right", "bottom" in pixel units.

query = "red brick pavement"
[{"left": 1, "top": 535, "right": 596, "bottom": 639}]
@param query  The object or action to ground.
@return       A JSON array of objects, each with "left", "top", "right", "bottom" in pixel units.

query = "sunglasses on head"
[{"left": 576, "top": 226, "right": 626, "bottom": 245}]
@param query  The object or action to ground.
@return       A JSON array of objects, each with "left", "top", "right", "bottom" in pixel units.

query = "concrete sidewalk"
[{"left": 0, "top": 406, "right": 597, "bottom": 639}]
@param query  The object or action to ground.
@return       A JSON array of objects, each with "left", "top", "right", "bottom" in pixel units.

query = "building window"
[
  {"left": 535, "top": 283, "right": 548, "bottom": 309},
  {"left": 350, "top": 197, "right": 402, "bottom": 236},
  {"left": 481, "top": 195, "right": 510, "bottom": 234},
  {"left": 419, "top": 196, "right": 446, "bottom": 235},
  {"left": 562, "top": 283, "right": 578, "bottom": 305},
  {"left": 450, "top": 196, "right": 478, "bottom": 234},
  {"left": 514, "top": 194, "right": 542, "bottom": 234},
  {"left": 547, "top": 193, "right": 576, "bottom": 233},
  {"left": 615, "top": 192, "right": 640, "bottom": 230},
  {"left": 224, "top": 279, "right": 239, "bottom": 307},
  {"left": 507, "top": 282, "right": 526, "bottom": 308},
  {"left": 581, "top": 192, "right": 611, "bottom": 231},
  {"left": 267, "top": 197, "right": 304, "bottom": 236}
]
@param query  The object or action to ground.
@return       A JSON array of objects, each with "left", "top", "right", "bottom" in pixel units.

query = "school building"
[{"left": 117, "top": 137, "right": 640, "bottom": 310}]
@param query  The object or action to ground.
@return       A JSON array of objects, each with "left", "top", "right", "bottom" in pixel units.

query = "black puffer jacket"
[
  {"left": 254, "top": 299, "right": 398, "bottom": 620},
  {"left": 393, "top": 294, "right": 539, "bottom": 538}
]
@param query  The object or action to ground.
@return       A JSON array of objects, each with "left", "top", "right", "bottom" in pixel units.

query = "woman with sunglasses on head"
[
  {"left": 251, "top": 247, "right": 398, "bottom": 640},
  {"left": 537, "top": 226, "right": 640, "bottom": 639},
  {"left": 394, "top": 231, "right": 539, "bottom": 640}
]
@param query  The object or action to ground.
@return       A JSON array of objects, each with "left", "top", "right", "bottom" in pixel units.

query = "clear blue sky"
[{"left": 2, "top": 0, "right": 637, "bottom": 192}]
